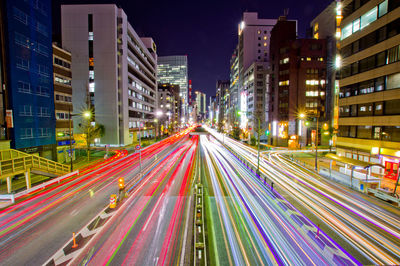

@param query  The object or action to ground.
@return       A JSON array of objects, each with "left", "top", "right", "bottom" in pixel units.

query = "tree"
[
  {"left": 79, "top": 119, "right": 105, "bottom": 161},
  {"left": 77, "top": 83, "right": 105, "bottom": 161}
]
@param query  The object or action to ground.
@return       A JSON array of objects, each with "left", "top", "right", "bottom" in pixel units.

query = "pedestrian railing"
[{"left": 0, "top": 149, "right": 70, "bottom": 179}]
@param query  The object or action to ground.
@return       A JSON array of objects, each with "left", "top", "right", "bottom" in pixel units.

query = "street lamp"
[
  {"left": 68, "top": 109, "right": 92, "bottom": 170},
  {"left": 301, "top": 111, "right": 320, "bottom": 171},
  {"left": 156, "top": 111, "right": 163, "bottom": 140}
]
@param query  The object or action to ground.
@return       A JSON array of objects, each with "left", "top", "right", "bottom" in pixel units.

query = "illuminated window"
[
  {"left": 341, "top": 24, "right": 352, "bottom": 39},
  {"left": 306, "top": 57, "right": 311, "bottom": 61},
  {"left": 360, "top": 6, "right": 377, "bottom": 30},
  {"left": 257, "top": 30, "right": 261, "bottom": 34},
  {"left": 263, "top": 36, "right": 267, "bottom": 40},
  {"left": 279, "top": 57, "right": 289, "bottom": 64},
  {"left": 88, "top": 32, "right": 93, "bottom": 40},
  {"left": 278, "top": 80, "right": 289, "bottom": 86},
  {"left": 352, "top": 18, "right": 360, "bottom": 32},
  {"left": 314, "top": 33, "right": 319, "bottom": 39},
  {"left": 306, "top": 80, "right": 319, "bottom": 85},
  {"left": 314, "top": 23, "right": 319, "bottom": 32},
  {"left": 263, "top": 42, "right": 267, "bottom": 47},
  {"left": 89, "top": 82, "right": 95, "bottom": 92}
]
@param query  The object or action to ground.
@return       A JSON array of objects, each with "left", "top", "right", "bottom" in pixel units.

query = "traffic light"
[
  {"left": 118, "top": 177, "right": 125, "bottom": 190},
  {"left": 305, "top": 121, "right": 310, "bottom": 127},
  {"left": 265, "top": 130, "right": 270, "bottom": 136}
]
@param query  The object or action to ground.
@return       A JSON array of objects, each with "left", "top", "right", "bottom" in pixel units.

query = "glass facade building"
[
  {"left": 157, "top": 56, "right": 188, "bottom": 115},
  {"left": 2, "top": 0, "right": 55, "bottom": 157}
]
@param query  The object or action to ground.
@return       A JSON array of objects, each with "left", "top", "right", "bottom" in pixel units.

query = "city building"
[
  {"left": 237, "top": 12, "right": 277, "bottom": 138},
  {"left": 195, "top": 90, "right": 207, "bottom": 123},
  {"left": 337, "top": 0, "right": 400, "bottom": 177},
  {"left": 0, "top": 5, "right": 7, "bottom": 141},
  {"left": 158, "top": 83, "right": 180, "bottom": 134},
  {"left": 209, "top": 96, "right": 217, "bottom": 127},
  {"left": 61, "top": 4, "right": 158, "bottom": 146},
  {"left": 269, "top": 16, "right": 327, "bottom": 147},
  {"left": 157, "top": 55, "right": 188, "bottom": 118},
  {"left": 1, "top": 0, "right": 56, "bottom": 159},
  {"left": 310, "top": 1, "right": 339, "bottom": 145},
  {"left": 216, "top": 80, "right": 229, "bottom": 131},
  {"left": 229, "top": 45, "right": 239, "bottom": 127},
  {"left": 53, "top": 43, "right": 75, "bottom": 163},
  {"left": 242, "top": 62, "right": 269, "bottom": 140}
]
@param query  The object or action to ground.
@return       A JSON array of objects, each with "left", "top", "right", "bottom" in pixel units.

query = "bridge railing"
[{"left": 0, "top": 149, "right": 70, "bottom": 179}]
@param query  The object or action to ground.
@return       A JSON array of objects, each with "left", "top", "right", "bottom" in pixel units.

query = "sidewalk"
[{"left": 288, "top": 152, "right": 399, "bottom": 198}]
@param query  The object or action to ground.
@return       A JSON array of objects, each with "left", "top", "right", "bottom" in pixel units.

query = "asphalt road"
[
  {"left": 199, "top": 134, "right": 358, "bottom": 265},
  {"left": 206, "top": 126, "right": 400, "bottom": 265},
  {"left": 72, "top": 134, "right": 198, "bottom": 265},
  {"left": 0, "top": 130, "right": 193, "bottom": 266}
]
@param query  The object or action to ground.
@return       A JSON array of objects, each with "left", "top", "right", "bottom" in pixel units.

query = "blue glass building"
[{"left": 2, "top": 0, "right": 56, "bottom": 158}]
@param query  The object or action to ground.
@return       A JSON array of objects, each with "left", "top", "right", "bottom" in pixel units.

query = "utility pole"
[
  {"left": 68, "top": 107, "right": 73, "bottom": 171},
  {"left": 257, "top": 117, "right": 261, "bottom": 176},
  {"left": 139, "top": 119, "right": 142, "bottom": 178},
  {"left": 315, "top": 110, "right": 319, "bottom": 172}
]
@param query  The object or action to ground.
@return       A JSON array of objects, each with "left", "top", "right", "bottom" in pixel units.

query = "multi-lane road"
[
  {"left": 206, "top": 126, "right": 400, "bottom": 265},
  {"left": 1, "top": 126, "right": 399, "bottom": 265},
  {"left": 0, "top": 128, "right": 194, "bottom": 265},
  {"left": 200, "top": 134, "right": 357, "bottom": 265}
]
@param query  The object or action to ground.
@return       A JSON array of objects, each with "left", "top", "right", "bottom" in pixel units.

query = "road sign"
[
  {"left": 109, "top": 194, "right": 117, "bottom": 208},
  {"left": 135, "top": 145, "right": 141, "bottom": 150}
]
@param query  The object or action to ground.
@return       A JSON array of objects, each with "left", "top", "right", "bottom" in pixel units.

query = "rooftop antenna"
[{"left": 284, "top": 8, "right": 289, "bottom": 17}]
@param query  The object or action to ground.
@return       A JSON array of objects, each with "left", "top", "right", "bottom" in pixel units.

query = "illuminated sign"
[
  {"left": 6, "top": 110, "right": 13, "bottom": 128},
  {"left": 240, "top": 92, "right": 247, "bottom": 129},
  {"left": 278, "top": 122, "right": 288, "bottom": 139}
]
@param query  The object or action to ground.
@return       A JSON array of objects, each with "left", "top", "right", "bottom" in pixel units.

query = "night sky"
[{"left": 52, "top": 0, "right": 332, "bottom": 100}]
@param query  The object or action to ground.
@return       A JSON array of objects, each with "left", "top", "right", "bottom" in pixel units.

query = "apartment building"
[
  {"left": 61, "top": 4, "right": 157, "bottom": 146},
  {"left": 269, "top": 17, "right": 327, "bottom": 147},
  {"left": 337, "top": 0, "right": 400, "bottom": 177},
  {"left": 52, "top": 43, "right": 75, "bottom": 163}
]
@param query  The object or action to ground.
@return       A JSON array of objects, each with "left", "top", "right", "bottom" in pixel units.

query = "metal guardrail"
[
  {"left": 0, "top": 149, "right": 70, "bottom": 178},
  {"left": 367, "top": 188, "right": 400, "bottom": 206},
  {"left": 194, "top": 183, "right": 206, "bottom": 265}
]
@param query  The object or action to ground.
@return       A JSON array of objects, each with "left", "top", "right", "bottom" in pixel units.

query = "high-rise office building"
[
  {"left": 237, "top": 13, "right": 277, "bottom": 136},
  {"left": 61, "top": 4, "right": 158, "bottom": 146},
  {"left": 158, "top": 83, "right": 180, "bottom": 133},
  {"left": 337, "top": 0, "right": 400, "bottom": 177},
  {"left": 195, "top": 90, "right": 206, "bottom": 122},
  {"left": 269, "top": 16, "right": 327, "bottom": 147},
  {"left": 229, "top": 45, "right": 239, "bottom": 127},
  {"left": 216, "top": 80, "right": 229, "bottom": 130},
  {"left": 310, "top": 1, "right": 338, "bottom": 146},
  {"left": 1, "top": 0, "right": 56, "bottom": 158},
  {"left": 157, "top": 55, "right": 188, "bottom": 116}
]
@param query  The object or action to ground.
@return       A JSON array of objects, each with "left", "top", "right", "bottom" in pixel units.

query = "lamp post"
[
  {"left": 82, "top": 111, "right": 92, "bottom": 162},
  {"left": 155, "top": 110, "right": 163, "bottom": 140},
  {"left": 67, "top": 109, "right": 91, "bottom": 171},
  {"left": 315, "top": 110, "right": 319, "bottom": 172},
  {"left": 299, "top": 111, "right": 319, "bottom": 172},
  {"left": 68, "top": 107, "right": 74, "bottom": 171},
  {"left": 139, "top": 119, "right": 142, "bottom": 178}
]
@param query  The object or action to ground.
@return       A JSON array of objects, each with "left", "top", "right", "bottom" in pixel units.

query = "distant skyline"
[{"left": 52, "top": 0, "right": 332, "bottom": 99}]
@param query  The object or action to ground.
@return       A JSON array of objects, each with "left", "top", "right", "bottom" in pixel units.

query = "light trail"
[
  {"left": 206, "top": 126, "right": 400, "bottom": 265},
  {"left": 200, "top": 134, "right": 357, "bottom": 265}
]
